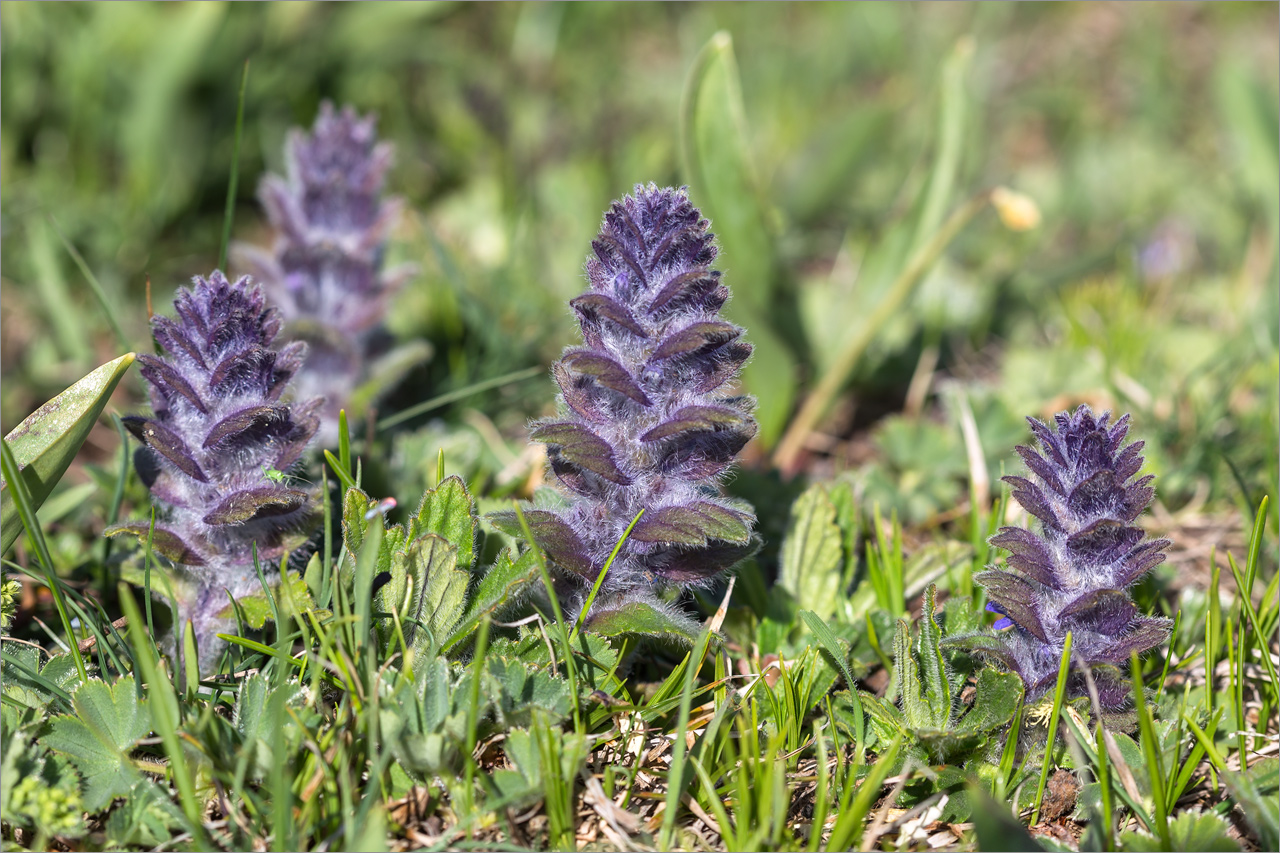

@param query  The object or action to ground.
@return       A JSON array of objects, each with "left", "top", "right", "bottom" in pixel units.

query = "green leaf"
[
  {"left": 680, "top": 31, "right": 792, "bottom": 446},
  {"left": 1222, "top": 757, "right": 1278, "bottom": 851},
  {"left": 584, "top": 600, "right": 701, "bottom": 645},
  {"left": 914, "top": 727, "right": 986, "bottom": 765},
  {"left": 1119, "top": 811, "right": 1241, "bottom": 852},
  {"left": 42, "top": 676, "right": 152, "bottom": 811},
  {"left": 917, "top": 584, "right": 953, "bottom": 728},
  {"left": 443, "top": 547, "right": 540, "bottom": 653},
  {"left": 379, "top": 533, "right": 470, "bottom": 659},
  {"left": 2, "top": 352, "right": 135, "bottom": 554},
  {"left": 216, "top": 575, "right": 316, "bottom": 630},
  {"left": 410, "top": 474, "right": 479, "bottom": 571},
  {"left": 779, "top": 483, "right": 844, "bottom": 622},
  {"left": 968, "top": 783, "right": 1045, "bottom": 851},
  {"left": 799, "top": 610, "right": 857, "bottom": 691},
  {"left": 959, "top": 668, "right": 1023, "bottom": 733}
]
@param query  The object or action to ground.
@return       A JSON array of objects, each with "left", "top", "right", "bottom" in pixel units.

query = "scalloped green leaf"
[
  {"left": 2, "top": 353, "right": 135, "bottom": 554},
  {"left": 42, "top": 677, "right": 151, "bottom": 811},
  {"left": 411, "top": 474, "right": 479, "bottom": 571}
]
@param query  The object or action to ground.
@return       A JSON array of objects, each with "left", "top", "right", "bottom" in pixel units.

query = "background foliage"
[{"left": 1, "top": 3, "right": 1277, "bottom": 852}]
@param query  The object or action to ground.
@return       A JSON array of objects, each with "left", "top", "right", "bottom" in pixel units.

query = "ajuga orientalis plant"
[
  {"left": 233, "top": 101, "right": 415, "bottom": 444},
  {"left": 491, "top": 184, "right": 758, "bottom": 637},
  {"left": 960, "top": 406, "right": 1172, "bottom": 722},
  {"left": 106, "top": 272, "right": 321, "bottom": 657}
]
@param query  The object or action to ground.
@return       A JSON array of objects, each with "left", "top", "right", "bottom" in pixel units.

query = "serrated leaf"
[
  {"left": 443, "top": 547, "right": 541, "bottom": 652},
  {"left": 917, "top": 584, "right": 953, "bottom": 728},
  {"left": 959, "top": 668, "right": 1023, "bottom": 733},
  {"left": 584, "top": 600, "right": 701, "bottom": 645},
  {"left": 779, "top": 483, "right": 844, "bottom": 621},
  {"left": 1120, "top": 811, "right": 1241, "bottom": 852},
  {"left": 389, "top": 534, "right": 470, "bottom": 658},
  {"left": 411, "top": 475, "right": 479, "bottom": 571},
  {"left": 2, "top": 353, "right": 135, "bottom": 554},
  {"left": 43, "top": 676, "right": 151, "bottom": 810}
]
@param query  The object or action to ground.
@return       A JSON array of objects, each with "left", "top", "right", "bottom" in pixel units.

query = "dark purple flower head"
[
  {"left": 492, "top": 184, "right": 758, "bottom": 622},
  {"left": 233, "top": 102, "right": 414, "bottom": 443},
  {"left": 107, "top": 272, "right": 321, "bottom": 644},
  {"left": 971, "top": 406, "right": 1172, "bottom": 717}
]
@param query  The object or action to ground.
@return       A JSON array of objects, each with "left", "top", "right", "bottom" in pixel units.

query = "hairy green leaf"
[{"left": 779, "top": 484, "right": 844, "bottom": 622}]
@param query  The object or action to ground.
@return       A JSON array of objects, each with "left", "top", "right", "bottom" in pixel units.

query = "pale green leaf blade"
[
  {"left": 917, "top": 584, "right": 953, "bottom": 727},
  {"left": 679, "top": 31, "right": 793, "bottom": 446},
  {"left": 779, "top": 484, "right": 843, "bottom": 621},
  {"left": 2, "top": 353, "right": 135, "bottom": 554}
]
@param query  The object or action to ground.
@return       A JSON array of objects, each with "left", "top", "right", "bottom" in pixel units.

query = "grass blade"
[
  {"left": 219, "top": 59, "right": 250, "bottom": 272},
  {"left": 376, "top": 366, "right": 541, "bottom": 430},
  {"left": 1030, "top": 631, "right": 1073, "bottom": 825}
]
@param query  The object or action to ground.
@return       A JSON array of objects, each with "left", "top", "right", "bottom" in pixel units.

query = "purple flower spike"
[
  {"left": 969, "top": 406, "right": 1172, "bottom": 721},
  {"left": 233, "top": 102, "right": 415, "bottom": 444},
  {"left": 491, "top": 185, "right": 758, "bottom": 623},
  {"left": 107, "top": 272, "right": 321, "bottom": 655}
]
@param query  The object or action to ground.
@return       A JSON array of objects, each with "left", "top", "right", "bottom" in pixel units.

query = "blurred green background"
[{"left": 2, "top": 1, "right": 1277, "bottom": 536}]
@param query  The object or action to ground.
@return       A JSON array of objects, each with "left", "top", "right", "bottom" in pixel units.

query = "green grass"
[{"left": 2, "top": 3, "right": 1278, "bottom": 852}]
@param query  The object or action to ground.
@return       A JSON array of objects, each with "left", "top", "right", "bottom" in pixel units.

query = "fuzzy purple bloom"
[
  {"left": 491, "top": 184, "right": 758, "bottom": 623},
  {"left": 107, "top": 272, "right": 321, "bottom": 649},
  {"left": 233, "top": 102, "right": 413, "bottom": 444},
  {"left": 968, "top": 406, "right": 1172, "bottom": 718}
]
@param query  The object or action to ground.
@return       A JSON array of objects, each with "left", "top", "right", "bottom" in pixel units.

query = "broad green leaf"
[
  {"left": 42, "top": 676, "right": 152, "bottom": 810},
  {"left": 443, "top": 547, "right": 540, "bottom": 653},
  {"left": 779, "top": 483, "right": 844, "bottom": 622},
  {"left": 584, "top": 600, "right": 701, "bottom": 646},
  {"left": 914, "top": 727, "right": 986, "bottom": 765},
  {"left": 959, "top": 668, "right": 1023, "bottom": 733},
  {"left": 680, "top": 31, "right": 793, "bottom": 446},
  {"left": 2, "top": 352, "right": 135, "bottom": 554},
  {"left": 370, "top": 528, "right": 469, "bottom": 659},
  {"left": 411, "top": 474, "right": 479, "bottom": 571},
  {"left": 216, "top": 575, "right": 316, "bottom": 630},
  {"left": 1120, "top": 811, "right": 1241, "bottom": 852}
]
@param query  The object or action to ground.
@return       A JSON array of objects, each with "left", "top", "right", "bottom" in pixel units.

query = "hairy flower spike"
[
  {"left": 233, "top": 102, "right": 414, "bottom": 444},
  {"left": 969, "top": 406, "right": 1172, "bottom": 721},
  {"left": 107, "top": 272, "right": 321, "bottom": 652},
  {"left": 492, "top": 184, "right": 758, "bottom": 626}
]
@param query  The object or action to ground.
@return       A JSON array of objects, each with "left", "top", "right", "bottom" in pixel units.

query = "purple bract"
[
  {"left": 491, "top": 184, "right": 758, "bottom": 623},
  {"left": 969, "top": 406, "right": 1172, "bottom": 718}
]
